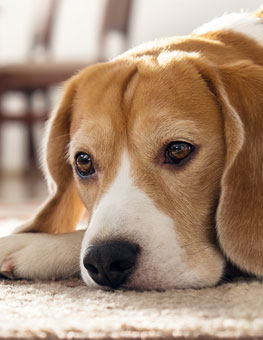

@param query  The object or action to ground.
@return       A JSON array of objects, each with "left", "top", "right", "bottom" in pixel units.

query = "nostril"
[
  {"left": 110, "top": 260, "right": 135, "bottom": 272},
  {"left": 85, "top": 263, "right": 99, "bottom": 275},
  {"left": 83, "top": 241, "right": 139, "bottom": 288}
]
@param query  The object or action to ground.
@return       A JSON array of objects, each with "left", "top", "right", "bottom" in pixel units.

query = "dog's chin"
[
  {"left": 80, "top": 249, "right": 225, "bottom": 291},
  {"left": 125, "top": 259, "right": 225, "bottom": 291}
]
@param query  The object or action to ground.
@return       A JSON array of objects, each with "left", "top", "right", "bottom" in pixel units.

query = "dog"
[{"left": 0, "top": 10, "right": 262, "bottom": 290}]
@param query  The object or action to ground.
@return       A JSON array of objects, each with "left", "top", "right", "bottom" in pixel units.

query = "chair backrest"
[
  {"left": 29, "top": 0, "right": 60, "bottom": 59},
  {"left": 98, "top": 0, "right": 134, "bottom": 60},
  {"left": 29, "top": 0, "right": 134, "bottom": 60},
  {"left": 101, "top": 0, "right": 133, "bottom": 36}
]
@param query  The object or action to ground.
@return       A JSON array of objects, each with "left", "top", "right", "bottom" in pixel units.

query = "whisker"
[
  {"left": 188, "top": 246, "right": 213, "bottom": 256},
  {"left": 48, "top": 130, "right": 94, "bottom": 142},
  {"left": 181, "top": 241, "right": 214, "bottom": 248},
  {"left": 219, "top": 275, "right": 233, "bottom": 284},
  {"left": 48, "top": 133, "right": 71, "bottom": 141}
]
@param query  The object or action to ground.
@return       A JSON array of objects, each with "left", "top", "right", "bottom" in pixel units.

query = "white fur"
[
  {"left": 0, "top": 231, "right": 84, "bottom": 280},
  {"left": 81, "top": 152, "right": 223, "bottom": 290},
  {"left": 195, "top": 12, "right": 263, "bottom": 45}
]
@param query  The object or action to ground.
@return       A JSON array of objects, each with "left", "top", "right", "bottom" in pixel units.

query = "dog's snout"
[{"left": 83, "top": 241, "right": 139, "bottom": 289}]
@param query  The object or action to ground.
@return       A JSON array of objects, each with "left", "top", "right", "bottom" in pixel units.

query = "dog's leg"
[{"left": 0, "top": 230, "right": 84, "bottom": 280}]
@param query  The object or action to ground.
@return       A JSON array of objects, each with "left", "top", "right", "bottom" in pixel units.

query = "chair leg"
[
  {"left": 24, "top": 92, "right": 37, "bottom": 175},
  {"left": 27, "top": 120, "right": 35, "bottom": 170}
]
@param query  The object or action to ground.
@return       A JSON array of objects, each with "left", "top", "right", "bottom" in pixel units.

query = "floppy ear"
[
  {"left": 17, "top": 75, "right": 85, "bottom": 234},
  {"left": 197, "top": 59, "right": 263, "bottom": 276}
]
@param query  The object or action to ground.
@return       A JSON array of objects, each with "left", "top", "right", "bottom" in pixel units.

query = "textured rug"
[{"left": 0, "top": 219, "right": 263, "bottom": 340}]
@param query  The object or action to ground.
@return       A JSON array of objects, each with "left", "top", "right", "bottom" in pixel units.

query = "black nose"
[{"left": 83, "top": 241, "right": 139, "bottom": 289}]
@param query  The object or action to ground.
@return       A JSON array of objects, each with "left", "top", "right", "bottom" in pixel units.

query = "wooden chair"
[{"left": 0, "top": 0, "right": 133, "bottom": 173}]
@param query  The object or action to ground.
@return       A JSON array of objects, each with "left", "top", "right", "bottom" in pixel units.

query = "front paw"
[
  {"left": 0, "top": 233, "right": 48, "bottom": 280},
  {"left": 0, "top": 231, "right": 84, "bottom": 280},
  {"left": 0, "top": 234, "right": 28, "bottom": 279},
  {"left": 0, "top": 257, "right": 17, "bottom": 279}
]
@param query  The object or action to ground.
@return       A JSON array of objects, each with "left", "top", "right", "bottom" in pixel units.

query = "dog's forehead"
[
  {"left": 71, "top": 55, "right": 222, "bottom": 145},
  {"left": 75, "top": 60, "right": 137, "bottom": 110},
  {"left": 74, "top": 53, "right": 201, "bottom": 107}
]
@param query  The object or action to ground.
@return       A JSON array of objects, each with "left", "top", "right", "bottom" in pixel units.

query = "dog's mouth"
[
  {"left": 82, "top": 256, "right": 250, "bottom": 291},
  {"left": 80, "top": 235, "right": 226, "bottom": 290}
]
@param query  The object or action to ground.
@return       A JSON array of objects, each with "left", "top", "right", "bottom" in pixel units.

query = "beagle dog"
[{"left": 0, "top": 10, "right": 263, "bottom": 290}]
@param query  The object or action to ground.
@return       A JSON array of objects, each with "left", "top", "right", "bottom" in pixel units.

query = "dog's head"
[{"left": 41, "top": 44, "right": 263, "bottom": 290}]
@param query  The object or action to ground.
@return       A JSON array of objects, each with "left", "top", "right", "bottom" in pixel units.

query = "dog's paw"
[{"left": 0, "top": 231, "right": 84, "bottom": 280}]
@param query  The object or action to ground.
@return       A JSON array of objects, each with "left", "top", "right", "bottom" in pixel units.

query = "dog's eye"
[
  {"left": 75, "top": 152, "right": 95, "bottom": 178},
  {"left": 165, "top": 141, "right": 195, "bottom": 165}
]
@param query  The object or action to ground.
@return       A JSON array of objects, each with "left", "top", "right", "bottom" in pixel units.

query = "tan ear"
[
  {"left": 17, "top": 75, "right": 85, "bottom": 234},
  {"left": 198, "top": 59, "right": 263, "bottom": 276}
]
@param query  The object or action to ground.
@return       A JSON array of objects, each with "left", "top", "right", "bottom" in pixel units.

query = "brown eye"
[
  {"left": 165, "top": 141, "right": 195, "bottom": 165},
  {"left": 75, "top": 152, "right": 95, "bottom": 178}
]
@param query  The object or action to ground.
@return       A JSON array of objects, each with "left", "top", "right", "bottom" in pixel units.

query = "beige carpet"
[{"left": 1, "top": 220, "right": 263, "bottom": 340}]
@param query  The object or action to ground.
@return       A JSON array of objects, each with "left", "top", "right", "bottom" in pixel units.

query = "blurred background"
[{"left": 0, "top": 0, "right": 262, "bottom": 217}]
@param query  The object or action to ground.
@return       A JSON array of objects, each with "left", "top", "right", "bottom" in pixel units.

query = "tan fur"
[
  {"left": 216, "top": 62, "right": 263, "bottom": 276},
  {"left": 3, "top": 18, "right": 263, "bottom": 282}
]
